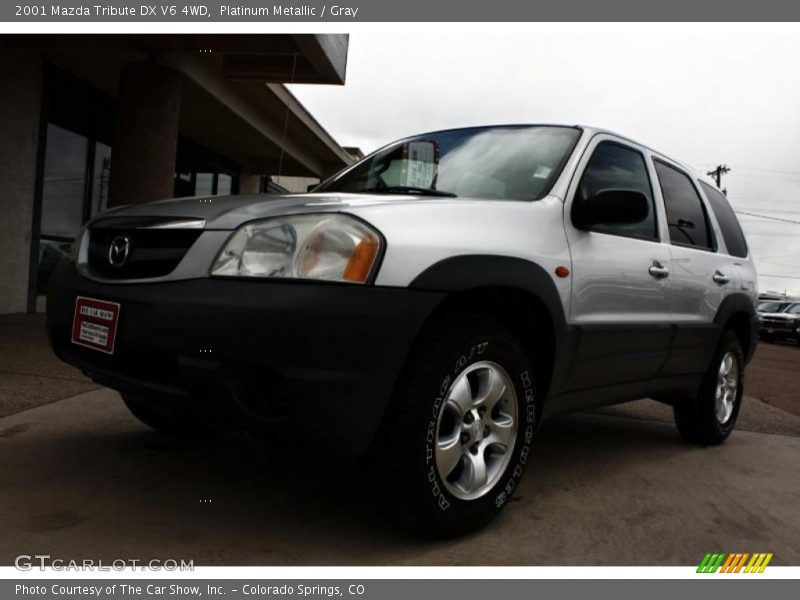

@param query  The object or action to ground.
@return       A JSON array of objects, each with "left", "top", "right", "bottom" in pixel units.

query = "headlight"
[{"left": 211, "top": 214, "right": 382, "bottom": 284}]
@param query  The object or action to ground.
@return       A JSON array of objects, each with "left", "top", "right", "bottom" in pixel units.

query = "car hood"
[
  {"left": 96, "top": 192, "right": 467, "bottom": 230},
  {"left": 759, "top": 312, "right": 799, "bottom": 320}
]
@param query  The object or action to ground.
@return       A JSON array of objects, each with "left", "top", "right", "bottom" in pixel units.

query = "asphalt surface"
[
  {"left": 1, "top": 315, "right": 799, "bottom": 565},
  {"left": 746, "top": 340, "right": 800, "bottom": 418}
]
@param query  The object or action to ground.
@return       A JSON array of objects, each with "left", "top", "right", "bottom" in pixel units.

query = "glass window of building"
[
  {"left": 35, "top": 65, "right": 115, "bottom": 294},
  {"left": 40, "top": 124, "right": 89, "bottom": 240}
]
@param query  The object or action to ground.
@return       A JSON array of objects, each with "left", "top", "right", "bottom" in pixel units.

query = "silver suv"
[
  {"left": 758, "top": 301, "right": 800, "bottom": 344},
  {"left": 47, "top": 125, "right": 758, "bottom": 536}
]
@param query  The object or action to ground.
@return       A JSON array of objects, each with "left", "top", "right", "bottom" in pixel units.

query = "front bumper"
[
  {"left": 758, "top": 320, "right": 798, "bottom": 339},
  {"left": 47, "top": 262, "right": 444, "bottom": 455}
]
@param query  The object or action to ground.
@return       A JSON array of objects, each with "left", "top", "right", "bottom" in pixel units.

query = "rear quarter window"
[
  {"left": 699, "top": 181, "right": 748, "bottom": 258},
  {"left": 654, "top": 160, "right": 714, "bottom": 251}
]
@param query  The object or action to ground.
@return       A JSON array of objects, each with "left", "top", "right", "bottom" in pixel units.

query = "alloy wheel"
[
  {"left": 434, "top": 361, "right": 518, "bottom": 500},
  {"left": 715, "top": 351, "right": 739, "bottom": 425}
]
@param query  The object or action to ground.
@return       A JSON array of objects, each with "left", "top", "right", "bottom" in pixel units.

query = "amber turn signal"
[{"left": 343, "top": 235, "right": 381, "bottom": 283}]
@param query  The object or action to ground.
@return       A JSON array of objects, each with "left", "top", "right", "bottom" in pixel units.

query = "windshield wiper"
[{"left": 362, "top": 186, "right": 457, "bottom": 198}]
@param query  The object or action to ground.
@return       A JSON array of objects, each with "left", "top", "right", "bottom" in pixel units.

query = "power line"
[
  {"left": 735, "top": 210, "right": 800, "bottom": 226},
  {"left": 735, "top": 166, "right": 800, "bottom": 178},
  {"left": 728, "top": 172, "right": 800, "bottom": 185},
  {"left": 735, "top": 207, "right": 800, "bottom": 214},
  {"left": 729, "top": 198, "right": 800, "bottom": 208},
  {"left": 745, "top": 232, "right": 800, "bottom": 238},
  {"left": 693, "top": 164, "right": 800, "bottom": 178}
]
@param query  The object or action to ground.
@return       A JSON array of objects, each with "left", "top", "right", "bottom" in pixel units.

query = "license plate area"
[{"left": 71, "top": 296, "right": 120, "bottom": 354}]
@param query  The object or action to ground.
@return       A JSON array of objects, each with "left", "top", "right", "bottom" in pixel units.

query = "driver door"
[{"left": 562, "top": 135, "right": 673, "bottom": 391}]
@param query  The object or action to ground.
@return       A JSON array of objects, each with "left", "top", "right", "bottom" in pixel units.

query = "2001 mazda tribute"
[{"left": 47, "top": 125, "right": 758, "bottom": 535}]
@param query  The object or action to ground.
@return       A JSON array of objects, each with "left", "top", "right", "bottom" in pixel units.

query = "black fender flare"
[
  {"left": 713, "top": 292, "right": 758, "bottom": 363},
  {"left": 408, "top": 255, "right": 574, "bottom": 393},
  {"left": 409, "top": 255, "right": 565, "bottom": 325}
]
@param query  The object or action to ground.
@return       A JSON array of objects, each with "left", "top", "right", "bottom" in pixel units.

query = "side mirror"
[{"left": 572, "top": 189, "right": 649, "bottom": 230}]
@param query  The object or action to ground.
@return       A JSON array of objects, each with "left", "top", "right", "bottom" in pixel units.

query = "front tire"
[
  {"left": 372, "top": 312, "right": 538, "bottom": 537},
  {"left": 674, "top": 330, "right": 744, "bottom": 445}
]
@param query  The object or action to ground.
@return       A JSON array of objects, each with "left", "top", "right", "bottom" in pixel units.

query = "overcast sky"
[{"left": 292, "top": 32, "right": 800, "bottom": 296}]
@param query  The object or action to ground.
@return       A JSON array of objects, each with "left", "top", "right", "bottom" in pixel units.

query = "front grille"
[
  {"left": 761, "top": 317, "right": 795, "bottom": 331},
  {"left": 87, "top": 227, "right": 203, "bottom": 279}
]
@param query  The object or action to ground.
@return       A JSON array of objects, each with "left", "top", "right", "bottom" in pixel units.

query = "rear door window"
[
  {"left": 699, "top": 181, "right": 748, "bottom": 258},
  {"left": 654, "top": 160, "right": 714, "bottom": 250}
]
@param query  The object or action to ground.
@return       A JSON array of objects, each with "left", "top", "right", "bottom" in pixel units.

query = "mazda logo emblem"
[{"left": 108, "top": 235, "right": 131, "bottom": 268}]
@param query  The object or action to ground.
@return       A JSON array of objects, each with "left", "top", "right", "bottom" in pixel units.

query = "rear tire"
[
  {"left": 122, "top": 394, "right": 220, "bottom": 437},
  {"left": 674, "top": 330, "right": 744, "bottom": 445},
  {"left": 372, "top": 312, "right": 538, "bottom": 537}
]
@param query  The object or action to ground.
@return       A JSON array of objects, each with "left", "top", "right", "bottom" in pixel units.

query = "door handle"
[
  {"left": 648, "top": 262, "right": 670, "bottom": 279},
  {"left": 712, "top": 271, "right": 730, "bottom": 285}
]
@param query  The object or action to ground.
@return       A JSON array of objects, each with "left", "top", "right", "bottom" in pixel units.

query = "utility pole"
[{"left": 706, "top": 164, "right": 731, "bottom": 193}]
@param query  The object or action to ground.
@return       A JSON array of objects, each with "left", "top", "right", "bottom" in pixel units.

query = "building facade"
[{"left": 0, "top": 34, "right": 355, "bottom": 314}]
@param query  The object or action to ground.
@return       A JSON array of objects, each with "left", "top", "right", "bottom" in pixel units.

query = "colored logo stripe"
[
  {"left": 746, "top": 553, "right": 773, "bottom": 573},
  {"left": 720, "top": 553, "right": 749, "bottom": 573},
  {"left": 698, "top": 553, "right": 773, "bottom": 573},
  {"left": 697, "top": 553, "right": 726, "bottom": 573}
]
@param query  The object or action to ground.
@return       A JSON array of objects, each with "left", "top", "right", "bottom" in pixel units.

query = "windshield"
[
  {"left": 759, "top": 301, "right": 786, "bottom": 313},
  {"left": 316, "top": 126, "right": 582, "bottom": 201}
]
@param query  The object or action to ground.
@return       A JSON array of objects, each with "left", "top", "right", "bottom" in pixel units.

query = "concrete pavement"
[
  {"left": 0, "top": 314, "right": 98, "bottom": 417},
  {"left": 1, "top": 387, "right": 799, "bottom": 566}
]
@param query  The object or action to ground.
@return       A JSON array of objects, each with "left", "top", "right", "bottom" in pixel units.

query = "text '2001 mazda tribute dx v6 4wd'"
[{"left": 47, "top": 125, "right": 758, "bottom": 536}]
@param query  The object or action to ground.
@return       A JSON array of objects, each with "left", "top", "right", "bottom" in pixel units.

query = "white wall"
[{"left": 272, "top": 175, "right": 320, "bottom": 194}]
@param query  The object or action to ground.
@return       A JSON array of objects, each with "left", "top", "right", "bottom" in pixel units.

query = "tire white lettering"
[{"left": 493, "top": 369, "right": 536, "bottom": 510}]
